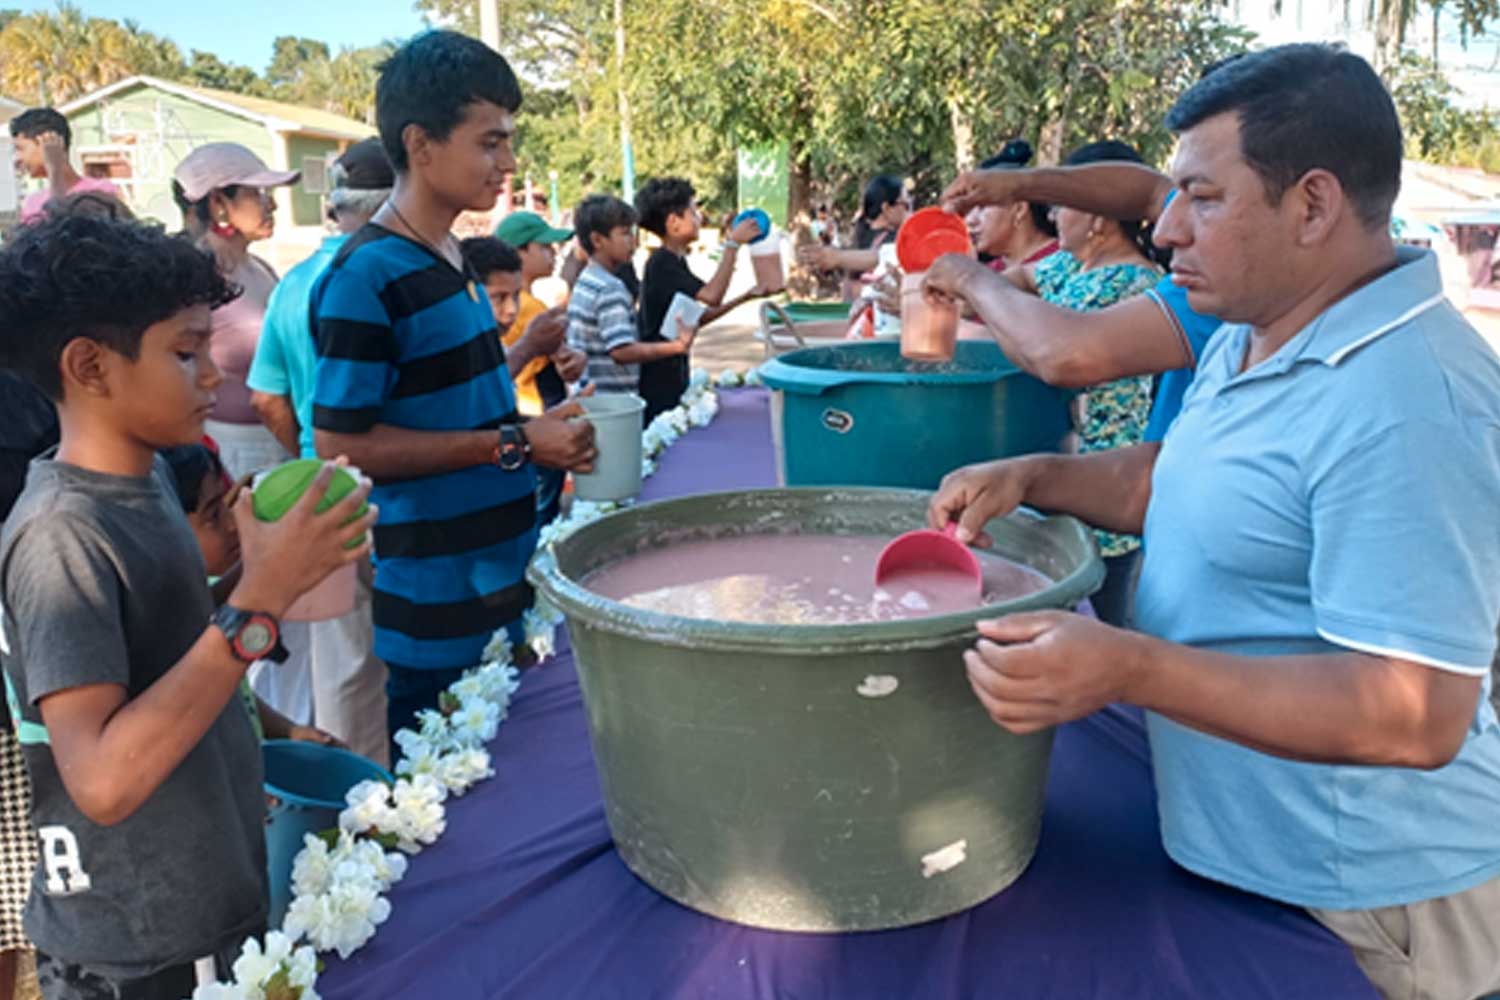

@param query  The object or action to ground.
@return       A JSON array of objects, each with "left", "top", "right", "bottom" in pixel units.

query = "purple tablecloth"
[{"left": 319, "top": 389, "right": 1375, "bottom": 999}]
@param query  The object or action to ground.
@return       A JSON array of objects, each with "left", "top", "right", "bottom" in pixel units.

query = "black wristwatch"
[
  {"left": 212, "top": 605, "right": 289, "bottom": 665},
  {"left": 496, "top": 422, "right": 531, "bottom": 472}
]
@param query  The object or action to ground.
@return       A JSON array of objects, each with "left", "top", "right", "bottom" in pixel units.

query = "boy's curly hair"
[
  {"left": 634, "top": 177, "right": 696, "bottom": 238},
  {"left": 0, "top": 215, "right": 238, "bottom": 400}
]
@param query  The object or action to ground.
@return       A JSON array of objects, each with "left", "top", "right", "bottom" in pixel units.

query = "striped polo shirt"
[
  {"left": 312, "top": 225, "right": 537, "bottom": 671},
  {"left": 566, "top": 261, "right": 639, "bottom": 392}
]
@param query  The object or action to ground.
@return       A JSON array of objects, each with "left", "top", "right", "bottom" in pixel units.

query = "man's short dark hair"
[
  {"left": 1165, "top": 43, "right": 1401, "bottom": 228},
  {"left": 574, "top": 194, "right": 638, "bottom": 255},
  {"left": 634, "top": 177, "right": 695, "bottom": 238},
  {"left": 460, "top": 236, "right": 522, "bottom": 281},
  {"left": 0, "top": 216, "right": 237, "bottom": 400},
  {"left": 376, "top": 30, "right": 523, "bottom": 172},
  {"left": 8, "top": 108, "right": 70, "bottom": 147}
]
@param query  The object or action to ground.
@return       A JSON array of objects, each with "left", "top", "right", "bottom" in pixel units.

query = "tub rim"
[{"left": 527, "top": 487, "right": 1105, "bottom": 655}]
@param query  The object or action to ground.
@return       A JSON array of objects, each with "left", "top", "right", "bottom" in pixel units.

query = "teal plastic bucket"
[
  {"left": 760, "top": 341, "right": 1072, "bottom": 490},
  {"left": 263, "top": 740, "right": 392, "bottom": 927}
]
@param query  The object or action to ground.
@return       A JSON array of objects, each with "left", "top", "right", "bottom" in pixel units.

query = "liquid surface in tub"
[{"left": 583, "top": 533, "right": 1051, "bottom": 625}]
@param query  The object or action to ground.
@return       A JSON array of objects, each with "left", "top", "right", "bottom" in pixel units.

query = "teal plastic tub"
[
  {"left": 759, "top": 341, "right": 1071, "bottom": 490},
  {"left": 263, "top": 740, "right": 392, "bottom": 927}
]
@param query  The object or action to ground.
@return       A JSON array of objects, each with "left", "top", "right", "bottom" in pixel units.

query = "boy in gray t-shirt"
[{"left": 0, "top": 215, "right": 376, "bottom": 997}]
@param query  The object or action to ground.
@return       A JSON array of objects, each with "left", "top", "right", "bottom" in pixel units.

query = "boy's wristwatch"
[
  {"left": 495, "top": 422, "right": 531, "bottom": 471},
  {"left": 212, "top": 605, "right": 288, "bottom": 665}
]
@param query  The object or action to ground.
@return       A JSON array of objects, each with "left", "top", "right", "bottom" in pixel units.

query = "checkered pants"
[{"left": 0, "top": 725, "right": 35, "bottom": 952}]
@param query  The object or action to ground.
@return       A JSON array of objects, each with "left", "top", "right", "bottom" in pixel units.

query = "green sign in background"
[{"left": 737, "top": 143, "right": 789, "bottom": 229}]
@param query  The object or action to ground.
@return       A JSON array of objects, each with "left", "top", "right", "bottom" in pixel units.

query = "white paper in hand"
[{"left": 663, "top": 292, "right": 707, "bottom": 339}]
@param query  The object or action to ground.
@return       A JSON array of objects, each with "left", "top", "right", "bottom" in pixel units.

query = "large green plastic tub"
[
  {"left": 528, "top": 487, "right": 1103, "bottom": 932},
  {"left": 760, "top": 341, "right": 1072, "bottom": 490}
]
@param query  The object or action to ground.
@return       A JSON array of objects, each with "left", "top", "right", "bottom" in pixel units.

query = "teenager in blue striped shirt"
[{"left": 311, "top": 31, "right": 596, "bottom": 750}]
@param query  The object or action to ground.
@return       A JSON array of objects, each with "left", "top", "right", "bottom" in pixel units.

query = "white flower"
[
  {"left": 283, "top": 941, "right": 320, "bottom": 996},
  {"left": 641, "top": 456, "right": 658, "bottom": 479},
  {"left": 686, "top": 394, "right": 719, "bottom": 428},
  {"left": 339, "top": 780, "right": 395, "bottom": 836},
  {"left": 744, "top": 366, "right": 764, "bottom": 387},
  {"left": 481, "top": 630, "right": 514, "bottom": 666},
  {"left": 349, "top": 836, "right": 407, "bottom": 891},
  {"left": 232, "top": 929, "right": 295, "bottom": 988},
  {"left": 395, "top": 731, "right": 446, "bottom": 779},
  {"left": 690, "top": 367, "right": 711, "bottom": 389},
  {"left": 437, "top": 747, "right": 494, "bottom": 796},
  {"left": 388, "top": 775, "right": 447, "bottom": 853},
  {"left": 451, "top": 695, "right": 500, "bottom": 745},
  {"left": 522, "top": 606, "right": 559, "bottom": 661},
  {"left": 715, "top": 368, "right": 743, "bottom": 388},
  {"left": 284, "top": 880, "right": 392, "bottom": 960},
  {"left": 290, "top": 833, "right": 335, "bottom": 898}
]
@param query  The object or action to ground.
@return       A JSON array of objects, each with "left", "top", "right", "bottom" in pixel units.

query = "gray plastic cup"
[{"left": 572, "top": 393, "right": 646, "bottom": 501}]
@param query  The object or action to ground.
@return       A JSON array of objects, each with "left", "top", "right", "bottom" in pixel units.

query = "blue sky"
[{"left": 16, "top": 0, "right": 433, "bottom": 71}]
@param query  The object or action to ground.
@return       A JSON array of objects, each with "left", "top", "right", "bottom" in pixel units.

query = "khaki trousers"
[{"left": 1310, "top": 873, "right": 1500, "bottom": 1000}]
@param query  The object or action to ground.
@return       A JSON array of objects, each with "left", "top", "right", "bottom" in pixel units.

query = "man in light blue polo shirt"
[
  {"left": 930, "top": 44, "right": 1500, "bottom": 998},
  {"left": 245, "top": 137, "right": 394, "bottom": 764}
]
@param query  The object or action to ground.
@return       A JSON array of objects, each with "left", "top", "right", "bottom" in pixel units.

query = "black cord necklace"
[{"left": 384, "top": 199, "right": 480, "bottom": 302}]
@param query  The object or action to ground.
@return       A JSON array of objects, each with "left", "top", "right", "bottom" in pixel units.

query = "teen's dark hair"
[
  {"left": 574, "top": 194, "right": 638, "bottom": 256},
  {"left": 161, "top": 443, "right": 225, "bottom": 513},
  {"left": 979, "top": 139, "right": 1057, "bottom": 239},
  {"left": 1062, "top": 141, "right": 1169, "bottom": 267},
  {"left": 854, "top": 174, "right": 904, "bottom": 249},
  {"left": 1165, "top": 43, "right": 1401, "bottom": 228},
  {"left": 0, "top": 216, "right": 238, "bottom": 401},
  {"left": 376, "top": 30, "right": 523, "bottom": 173},
  {"left": 44, "top": 190, "right": 134, "bottom": 222},
  {"left": 8, "top": 108, "right": 70, "bottom": 147},
  {"left": 634, "top": 177, "right": 695, "bottom": 238},
  {"left": 460, "top": 236, "right": 522, "bottom": 280}
]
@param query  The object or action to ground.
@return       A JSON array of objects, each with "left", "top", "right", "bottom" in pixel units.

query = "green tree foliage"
[
  {"left": 422, "top": 0, "right": 1247, "bottom": 218},
  {"left": 1388, "top": 50, "right": 1500, "bottom": 169}
]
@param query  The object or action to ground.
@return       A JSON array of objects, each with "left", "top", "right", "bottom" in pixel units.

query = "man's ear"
[
  {"left": 58, "top": 338, "right": 113, "bottom": 400},
  {"left": 1290, "top": 169, "right": 1347, "bottom": 247}
]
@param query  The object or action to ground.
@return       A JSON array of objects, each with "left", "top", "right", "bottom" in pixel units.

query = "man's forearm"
[
  {"left": 1014, "top": 163, "right": 1172, "bottom": 223},
  {"left": 1019, "top": 445, "right": 1159, "bottom": 535},
  {"left": 1125, "top": 638, "right": 1481, "bottom": 769},
  {"left": 963, "top": 272, "right": 1187, "bottom": 388},
  {"left": 507, "top": 332, "right": 543, "bottom": 375},
  {"left": 316, "top": 425, "right": 492, "bottom": 481},
  {"left": 251, "top": 391, "right": 301, "bottom": 456}
]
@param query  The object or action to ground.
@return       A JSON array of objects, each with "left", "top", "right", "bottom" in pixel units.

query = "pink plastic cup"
[{"left": 899, "top": 272, "right": 958, "bottom": 362}]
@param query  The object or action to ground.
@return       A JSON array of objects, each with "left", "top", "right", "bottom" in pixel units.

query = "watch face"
[{"left": 240, "top": 621, "right": 274, "bottom": 655}]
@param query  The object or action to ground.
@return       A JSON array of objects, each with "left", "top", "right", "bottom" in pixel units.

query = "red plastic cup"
[{"left": 896, "top": 207, "right": 973, "bottom": 273}]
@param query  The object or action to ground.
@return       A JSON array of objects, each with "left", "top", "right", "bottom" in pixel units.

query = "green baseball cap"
[{"left": 495, "top": 211, "right": 573, "bottom": 246}]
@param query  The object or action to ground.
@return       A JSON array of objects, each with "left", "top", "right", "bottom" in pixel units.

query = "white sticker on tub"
[
  {"left": 857, "top": 675, "right": 899, "bottom": 698},
  {"left": 921, "top": 839, "right": 968, "bottom": 879}
]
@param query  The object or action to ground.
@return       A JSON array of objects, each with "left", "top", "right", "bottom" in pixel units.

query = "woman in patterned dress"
[{"left": 1000, "top": 141, "right": 1165, "bottom": 626}]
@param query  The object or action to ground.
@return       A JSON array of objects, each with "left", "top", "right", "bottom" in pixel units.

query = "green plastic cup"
[{"left": 251, "top": 459, "right": 369, "bottom": 548}]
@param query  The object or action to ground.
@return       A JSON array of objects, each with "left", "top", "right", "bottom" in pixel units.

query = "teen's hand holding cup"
[
  {"left": 527, "top": 384, "right": 598, "bottom": 472},
  {"left": 228, "top": 459, "right": 377, "bottom": 620}
]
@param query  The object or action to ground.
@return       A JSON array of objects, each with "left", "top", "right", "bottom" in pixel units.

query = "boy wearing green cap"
[{"left": 493, "top": 211, "right": 587, "bottom": 417}]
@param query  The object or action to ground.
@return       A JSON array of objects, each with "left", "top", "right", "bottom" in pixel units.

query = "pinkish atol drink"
[{"left": 584, "top": 533, "right": 1049, "bottom": 625}]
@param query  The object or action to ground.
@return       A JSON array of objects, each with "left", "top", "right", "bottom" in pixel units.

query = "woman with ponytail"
[{"left": 798, "top": 173, "right": 911, "bottom": 300}]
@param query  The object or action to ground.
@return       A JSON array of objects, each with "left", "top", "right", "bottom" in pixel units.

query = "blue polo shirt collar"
[{"left": 1217, "top": 247, "right": 1446, "bottom": 390}]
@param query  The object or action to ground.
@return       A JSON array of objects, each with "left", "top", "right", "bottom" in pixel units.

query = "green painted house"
[{"left": 58, "top": 76, "right": 374, "bottom": 230}]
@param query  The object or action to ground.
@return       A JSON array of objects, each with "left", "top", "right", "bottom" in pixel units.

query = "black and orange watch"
[
  {"left": 212, "top": 605, "right": 288, "bottom": 665},
  {"left": 496, "top": 422, "right": 531, "bottom": 472}
]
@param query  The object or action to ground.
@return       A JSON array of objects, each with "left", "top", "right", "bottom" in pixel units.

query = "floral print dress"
[{"left": 1033, "top": 251, "right": 1161, "bottom": 557}]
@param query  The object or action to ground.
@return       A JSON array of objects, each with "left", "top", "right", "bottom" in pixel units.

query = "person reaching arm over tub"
[{"left": 930, "top": 45, "right": 1500, "bottom": 1000}]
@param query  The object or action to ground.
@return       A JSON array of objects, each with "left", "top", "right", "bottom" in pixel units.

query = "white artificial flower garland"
[{"left": 189, "top": 368, "right": 753, "bottom": 999}]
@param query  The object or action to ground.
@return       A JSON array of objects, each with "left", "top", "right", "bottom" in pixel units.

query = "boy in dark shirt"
[
  {"left": 0, "top": 214, "right": 373, "bottom": 998},
  {"left": 635, "top": 177, "right": 767, "bottom": 421}
]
